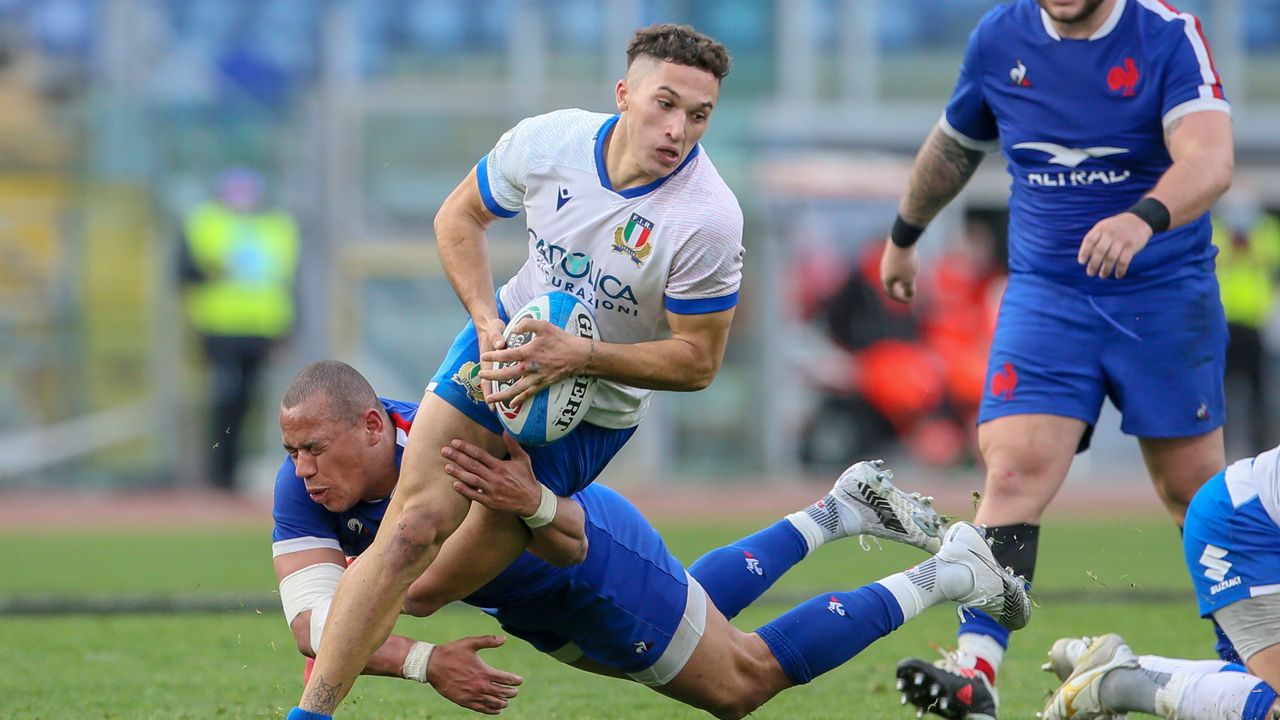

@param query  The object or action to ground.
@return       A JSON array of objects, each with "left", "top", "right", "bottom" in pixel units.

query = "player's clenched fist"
[
  {"left": 1077, "top": 212, "right": 1153, "bottom": 279},
  {"left": 880, "top": 239, "right": 921, "bottom": 303}
]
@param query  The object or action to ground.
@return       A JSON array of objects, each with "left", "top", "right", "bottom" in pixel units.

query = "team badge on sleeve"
[{"left": 612, "top": 213, "right": 655, "bottom": 266}]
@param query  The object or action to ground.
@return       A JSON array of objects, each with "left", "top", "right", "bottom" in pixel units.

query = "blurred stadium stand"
[{"left": 3, "top": 0, "right": 1280, "bottom": 491}]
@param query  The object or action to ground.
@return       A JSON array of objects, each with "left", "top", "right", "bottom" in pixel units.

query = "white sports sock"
[
  {"left": 785, "top": 510, "right": 825, "bottom": 555},
  {"left": 787, "top": 492, "right": 857, "bottom": 553},
  {"left": 957, "top": 632, "right": 1006, "bottom": 676},
  {"left": 1156, "top": 670, "right": 1266, "bottom": 719},
  {"left": 1138, "top": 655, "right": 1233, "bottom": 676},
  {"left": 877, "top": 557, "right": 974, "bottom": 623}
]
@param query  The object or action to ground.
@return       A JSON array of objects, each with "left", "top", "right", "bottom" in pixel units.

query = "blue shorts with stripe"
[
  {"left": 468, "top": 484, "right": 698, "bottom": 678},
  {"left": 978, "top": 272, "right": 1226, "bottom": 440},
  {"left": 427, "top": 296, "right": 635, "bottom": 496},
  {"left": 1183, "top": 471, "right": 1280, "bottom": 617}
]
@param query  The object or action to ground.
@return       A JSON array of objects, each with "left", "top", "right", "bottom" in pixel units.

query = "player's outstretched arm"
[
  {"left": 1077, "top": 111, "right": 1233, "bottom": 279},
  {"left": 881, "top": 125, "right": 986, "bottom": 303},
  {"left": 275, "top": 550, "right": 522, "bottom": 713},
  {"left": 443, "top": 433, "right": 589, "bottom": 566}
]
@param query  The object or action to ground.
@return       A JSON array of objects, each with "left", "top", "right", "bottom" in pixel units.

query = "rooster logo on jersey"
[
  {"left": 1009, "top": 59, "right": 1031, "bottom": 87},
  {"left": 613, "top": 213, "right": 655, "bottom": 267}
]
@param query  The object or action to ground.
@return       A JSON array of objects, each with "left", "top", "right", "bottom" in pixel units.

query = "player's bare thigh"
[
  {"left": 1137, "top": 428, "right": 1224, "bottom": 524},
  {"left": 975, "top": 414, "right": 1086, "bottom": 525},
  {"left": 653, "top": 605, "right": 787, "bottom": 720},
  {"left": 383, "top": 392, "right": 506, "bottom": 533}
]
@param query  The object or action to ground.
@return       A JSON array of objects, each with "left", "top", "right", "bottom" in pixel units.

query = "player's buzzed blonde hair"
[
  {"left": 626, "top": 24, "right": 731, "bottom": 81},
  {"left": 281, "top": 360, "right": 380, "bottom": 425}
]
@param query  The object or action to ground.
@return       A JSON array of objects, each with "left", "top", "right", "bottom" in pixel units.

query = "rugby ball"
[{"left": 492, "top": 292, "right": 599, "bottom": 445}]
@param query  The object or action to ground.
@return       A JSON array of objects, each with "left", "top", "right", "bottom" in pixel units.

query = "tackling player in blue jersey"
[
  {"left": 879, "top": 1, "right": 1234, "bottom": 717},
  {"left": 295, "top": 24, "right": 749, "bottom": 717},
  {"left": 278, "top": 361, "right": 1031, "bottom": 720}
]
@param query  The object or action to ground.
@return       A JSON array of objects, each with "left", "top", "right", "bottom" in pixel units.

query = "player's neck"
[
  {"left": 602, "top": 115, "right": 664, "bottom": 191},
  {"left": 1047, "top": 0, "right": 1118, "bottom": 40},
  {"left": 368, "top": 422, "right": 399, "bottom": 500}
]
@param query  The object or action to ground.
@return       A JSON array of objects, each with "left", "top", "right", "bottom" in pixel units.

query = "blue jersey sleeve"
[
  {"left": 1157, "top": 11, "right": 1229, "bottom": 126},
  {"left": 941, "top": 23, "right": 1000, "bottom": 153},
  {"left": 271, "top": 458, "right": 341, "bottom": 555}
]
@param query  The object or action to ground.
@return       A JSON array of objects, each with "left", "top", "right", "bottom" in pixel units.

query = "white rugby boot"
[
  {"left": 1040, "top": 634, "right": 1137, "bottom": 720},
  {"left": 938, "top": 522, "right": 1032, "bottom": 631},
  {"left": 828, "top": 459, "right": 945, "bottom": 553}
]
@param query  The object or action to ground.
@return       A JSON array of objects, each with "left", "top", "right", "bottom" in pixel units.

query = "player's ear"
[
  {"left": 363, "top": 407, "right": 384, "bottom": 443},
  {"left": 615, "top": 77, "right": 629, "bottom": 113}
]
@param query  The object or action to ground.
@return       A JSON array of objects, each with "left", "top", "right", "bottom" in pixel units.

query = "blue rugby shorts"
[{"left": 978, "top": 272, "right": 1226, "bottom": 444}]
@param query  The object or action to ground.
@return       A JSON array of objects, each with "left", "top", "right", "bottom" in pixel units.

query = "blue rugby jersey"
[{"left": 942, "top": 0, "right": 1229, "bottom": 291}]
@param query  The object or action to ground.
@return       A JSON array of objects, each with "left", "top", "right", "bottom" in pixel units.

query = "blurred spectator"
[
  {"left": 178, "top": 167, "right": 299, "bottom": 492},
  {"left": 796, "top": 220, "right": 1006, "bottom": 470},
  {"left": 1213, "top": 191, "right": 1280, "bottom": 459},
  {"left": 0, "top": 30, "right": 72, "bottom": 166}
]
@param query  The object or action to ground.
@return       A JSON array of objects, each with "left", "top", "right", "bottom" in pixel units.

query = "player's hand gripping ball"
[{"left": 491, "top": 292, "right": 599, "bottom": 445}]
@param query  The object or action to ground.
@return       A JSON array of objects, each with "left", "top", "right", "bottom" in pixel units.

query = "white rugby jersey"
[
  {"left": 1224, "top": 445, "right": 1280, "bottom": 529},
  {"left": 477, "top": 108, "right": 745, "bottom": 429}
]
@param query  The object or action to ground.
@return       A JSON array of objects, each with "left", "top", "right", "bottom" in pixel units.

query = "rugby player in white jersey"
[
  {"left": 294, "top": 24, "right": 748, "bottom": 717},
  {"left": 1036, "top": 445, "right": 1280, "bottom": 719}
]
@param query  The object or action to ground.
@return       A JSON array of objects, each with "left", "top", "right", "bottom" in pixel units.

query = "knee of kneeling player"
[
  {"left": 702, "top": 686, "right": 771, "bottom": 720},
  {"left": 383, "top": 510, "right": 456, "bottom": 572}
]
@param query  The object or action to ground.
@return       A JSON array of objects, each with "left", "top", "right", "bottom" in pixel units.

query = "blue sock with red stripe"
[
  {"left": 688, "top": 519, "right": 809, "bottom": 620},
  {"left": 756, "top": 584, "right": 905, "bottom": 685},
  {"left": 286, "top": 709, "right": 332, "bottom": 720}
]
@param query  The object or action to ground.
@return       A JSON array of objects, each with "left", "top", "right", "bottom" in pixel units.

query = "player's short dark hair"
[
  {"left": 281, "top": 360, "right": 380, "bottom": 425},
  {"left": 626, "top": 24, "right": 731, "bottom": 81}
]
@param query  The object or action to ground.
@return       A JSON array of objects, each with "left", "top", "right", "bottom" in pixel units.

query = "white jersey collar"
[
  {"left": 1040, "top": 0, "right": 1126, "bottom": 41},
  {"left": 593, "top": 114, "right": 701, "bottom": 199}
]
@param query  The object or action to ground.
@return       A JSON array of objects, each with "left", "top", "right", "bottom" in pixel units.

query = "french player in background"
[
  {"left": 294, "top": 24, "right": 748, "bottom": 717},
  {"left": 878, "top": 0, "right": 1234, "bottom": 717}
]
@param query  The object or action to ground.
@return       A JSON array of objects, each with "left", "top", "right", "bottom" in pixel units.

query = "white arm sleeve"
[{"left": 278, "top": 562, "right": 344, "bottom": 651}]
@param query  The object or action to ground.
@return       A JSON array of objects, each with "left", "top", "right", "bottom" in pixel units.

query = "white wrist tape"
[
  {"left": 402, "top": 641, "right": 435, "bottom": 683},
  {"left": 520, "top": 484, "right": 558, "bottom": 529}
]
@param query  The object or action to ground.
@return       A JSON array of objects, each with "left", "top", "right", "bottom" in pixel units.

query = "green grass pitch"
[{"left": 1, "top": 511, "right": 1212, "bottom": 719}]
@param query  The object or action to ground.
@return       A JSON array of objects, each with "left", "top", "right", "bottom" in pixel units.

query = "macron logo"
[
  {"left": 556, "top": 186, "right": 572, "bottom": 211},
  {"left": 1012, "top": 142, "right": 1128, "bottom": 168}
]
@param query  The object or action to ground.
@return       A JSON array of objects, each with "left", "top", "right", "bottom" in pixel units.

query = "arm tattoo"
[
  {"left": 1163, "top": 116, "right": 1184, "bottom": 150},
  {"left": 900, "top": 127, "right": 986, "bottom": 226},
  {"left": 302, "top": 674, "right": 344, "bottom": 714}
]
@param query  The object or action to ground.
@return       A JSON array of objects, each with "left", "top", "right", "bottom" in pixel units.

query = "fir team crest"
[
  {"left": 612, "top": 213, "right": 654, "bottom": 266},
  {"left": 451, "top": 361, "right": 486, "bottom": 403}
]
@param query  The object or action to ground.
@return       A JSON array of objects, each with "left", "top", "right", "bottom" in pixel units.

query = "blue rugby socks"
[
  {"left": 286, "top": 708, "right": 332, "bottom": 720},
  {"left": 688, "top": 519, "right": 809, "bottom": 619},
  {"left": 756, "top": 584, "right": 904, "bottom": 684}
]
